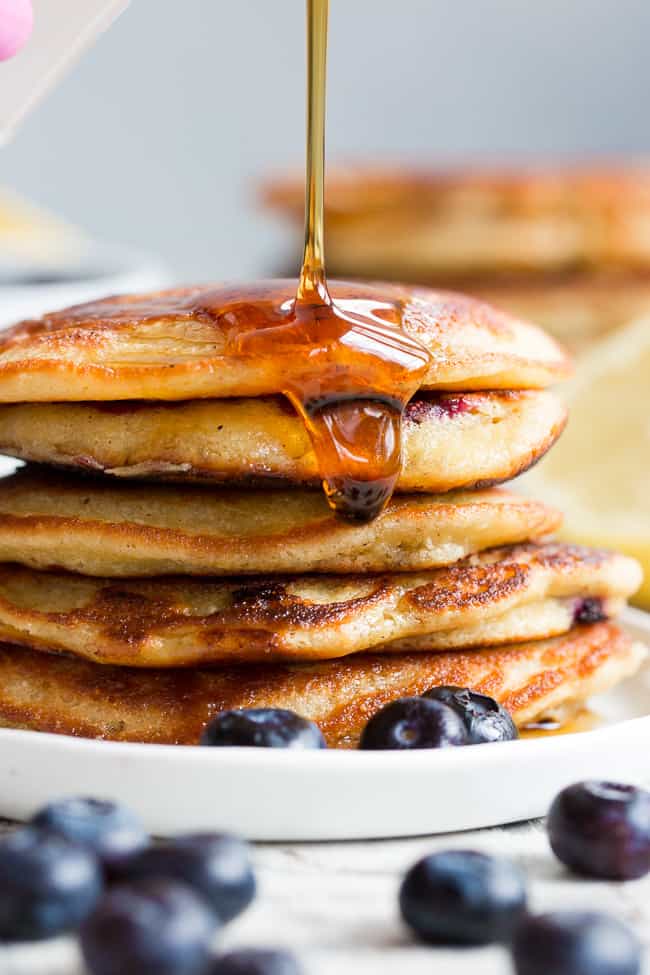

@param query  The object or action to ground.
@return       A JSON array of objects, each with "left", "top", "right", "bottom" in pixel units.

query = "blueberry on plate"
[
  {"left": 0, "top": 826, "right": 103, "bottom": 941},
  {"left": 512, "top": 911, "right": 641, "bottom": 975},
  {"left": 210, "top": 948, "right": 304, "bottom": 974},
  {"left": 32, "top": 797, "right": 149, "bottom": 872},
  {"left": 116, "top": 833, "right": 255, "bottom": 923},
  {"left": 80, "top": 879, "right": 217, "bottom": 975},
  {"left": 200, "top": 709, "right": 326, "bottom": 749},
  {"left": 400, "top": 849, "right": 527, "bottom": 945},
  {"left": 423, "top": 686, "right": 518, "bottom": 743},
  {"left": 547, "top": 780, "right": 650, "bottom": 880},
  {"left": 359, "top": 697, "right": 468, "bottom": 750}
]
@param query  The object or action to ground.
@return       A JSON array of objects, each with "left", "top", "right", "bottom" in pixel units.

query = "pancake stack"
[
  {"left": 264, "top": 164, "right": 650, "bottom": 353},
  {"left": 0, "top": 283, "right": 642, "bottom": 747}
]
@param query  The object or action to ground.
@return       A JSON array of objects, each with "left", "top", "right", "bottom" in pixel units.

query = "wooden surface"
[{"left": 1, "top": 816, "right": 649, "bottom": 975}]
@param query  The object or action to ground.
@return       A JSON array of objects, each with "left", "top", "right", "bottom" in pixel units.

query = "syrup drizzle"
[{"left": 238, "top": 0, "right": 431, "bottom": 520}]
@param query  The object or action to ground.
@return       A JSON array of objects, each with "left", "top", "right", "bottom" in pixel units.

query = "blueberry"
[
  {"left": 32, "top": 797, "right": 149, "bottom": 872},
  {"left": 512, "top": 911, "right": 641, "bottom": 975},
  {"left": 0, "top": 826, "right": 103, "bottom": 941},
  {"left": 210, "top": 948, "right": 304, "bottom": 974},
  {"left": 400, "top": 849, "right": 527, "bottom": 945},
  {"left": 80, "top": 879, "right": 217, "bottom": 975},
  {"left": 547, "top": 781, "right": 650, "bottom": 880},
  {"left": 573, "top": 597, "right": 607, "bottom": 625},
  {"left": 359, "top": 697, "right": 468, "bottom": 750},
  {"left": 116, "top": 833, "right": 255, "bottom": 923},
  {"left": 422, "top": 686, "right": 518, "bottom": 743},
  {"left": 200, "top": 709, "right": 326, "bottom": 749}
]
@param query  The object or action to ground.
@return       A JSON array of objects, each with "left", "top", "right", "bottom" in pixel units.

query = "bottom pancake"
[{"left": 0, "top": 623, "right": 642, "bottom": 747}]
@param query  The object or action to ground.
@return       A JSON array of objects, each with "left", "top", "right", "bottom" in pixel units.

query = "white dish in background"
[
  {"left": 0, "top": 241, "right": 168, "bottom": 326},
  {"left": 0, "top": 608, "right": 646, "bottom": 841}
]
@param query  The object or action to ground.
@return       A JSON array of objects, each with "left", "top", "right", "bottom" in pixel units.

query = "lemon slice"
[{"left": 525, "top": 315, "right": 650, "bottom": 606}]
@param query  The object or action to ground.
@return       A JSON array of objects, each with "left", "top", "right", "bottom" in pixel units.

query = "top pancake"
[
  {"left": 264, "top": 164, "right": 650, "bottom": 276},
  {"left": 0, "top": 281, "right": 569, "bottom": 402}
]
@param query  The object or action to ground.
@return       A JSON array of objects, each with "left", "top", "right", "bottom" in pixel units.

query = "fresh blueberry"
[
  {"left": 200, "top": 709, "right": 326, "bottom": 749},
  {"left": 422, "top": 686, "right": 518, "bottom": 743},
  {"left": 573, "top": 597, "right": 607, "bottom": 625},
  {"left": 400, "top": 849, "right": 527, "bottom": 945},
  {"left": 512, "top": 911, "right": 641, "bottom": 975},
  {"left": 359, "top": 697, "right": 468, "bottom": 750},
  {"left": 0, "top": 826, "right": 103, "bottom": 941},
  {"left": 116, "top": 833, "right": 255, "bottom": 923},
  {"left": 210, "top": 948, "right": 304, "bottom": 974},
  {"left": 80, "top": 879, "right": 217, "bottom": 975},
  {"left": 32, "top": 797, "right": 149, "bottom": 872},
  {"left": 547, "top": 781, "right": 650, "bottom": 880}
]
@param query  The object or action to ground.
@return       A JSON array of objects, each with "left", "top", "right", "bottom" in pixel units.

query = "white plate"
[{"left": 0, "top": 609, "right": 647, "bottom": 841}]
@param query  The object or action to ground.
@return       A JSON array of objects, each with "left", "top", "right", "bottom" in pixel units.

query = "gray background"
[{"left": 2, "top": 0, "right": 650, "bottom": 280}]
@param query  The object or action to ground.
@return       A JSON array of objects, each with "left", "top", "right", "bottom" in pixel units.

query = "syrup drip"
[{"left": 261, "top": 0, "right": 432, "bottom": 520}]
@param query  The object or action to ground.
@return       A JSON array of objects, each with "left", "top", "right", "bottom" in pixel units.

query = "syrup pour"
[{"left": 235, "top": 0, "right": 431, "bottom": 520}]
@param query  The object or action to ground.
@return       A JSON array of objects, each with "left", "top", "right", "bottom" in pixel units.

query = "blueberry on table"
[
  {"left": 547, "top": 780, "right": 650, "bottom": 880},
  {"left": 0, "top": 826, "right": 103, "bottom": 941},
  {"left": 423, "top": 686, "right": 518, "bottom": 743},
  {"left": 80, "top": 879, "right": 217, "bottom": 975},
  {"left": 512, "top": 911, "right": 641, "bottom": 975},
  {"left": 400, "top": 849, "right": 527, "bottom": 945},
  {"left": 32, "top": 796, "right": 149, "bottom": 872},
  {"left": 116, "top": 833, "right": 255, "bottom": 924},
  {"left": 200, "top": 708, "right": 326, "bottom": 749},
  {"left": 359, "top": 697, "right": 468, "bottom": 750},
  {"left": 210, "top": 948, "right": 304, "bottom": 974}
]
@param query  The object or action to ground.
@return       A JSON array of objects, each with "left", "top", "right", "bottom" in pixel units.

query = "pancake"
[
  {"left": 0, "top": 470, "right": 561, "bottom": 576},
  {"left": 0, "top": 544, "right": 638, "bottom": 666},
  {"left": 263, "top": 163, "right": 650, "bottom": 276},
  {"left": 0, "top": 623, "right": 642, "bottom": 746},
  {"left": 0, "top": 281, "right": 569, "bottom": 402},
  {"left": 0, "top": 390, "right": 567, "bottom": 493}
]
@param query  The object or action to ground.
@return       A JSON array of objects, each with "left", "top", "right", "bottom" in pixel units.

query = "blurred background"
[{"left": 2, "top": 0, "right": 650, "bottom": 280}]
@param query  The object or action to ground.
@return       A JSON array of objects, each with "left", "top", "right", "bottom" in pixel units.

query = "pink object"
[{"left": 0, "top": 0, "right": 33, "bottom": 61}]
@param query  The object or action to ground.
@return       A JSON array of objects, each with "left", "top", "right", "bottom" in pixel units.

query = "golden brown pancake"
[
  {"left": 0, "top": 390, "right": 567, "bottom": 494},
  {"left": 0, "top": 623, "right": 642, "bottom": 746},
  {"left": 264, "top": 163, "right": 650, "bottom": 275},
  {"left": 0, "top": 544, "right": 639, "bottom": 667},
  {"left": 0, "top": 469, "right": 561, "bottom": 576},
  {"left": 0, "top": 281, "right": 569, "bottom": 402}
]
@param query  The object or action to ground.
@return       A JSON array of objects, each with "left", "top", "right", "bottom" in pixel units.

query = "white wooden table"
[{"left": 2, "top": 817, "right": 649, "bottom": 974}]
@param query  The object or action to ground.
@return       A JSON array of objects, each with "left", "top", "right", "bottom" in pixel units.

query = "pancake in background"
[
  {"left": 0, "top": 623, "right": 642, "bottom": 746},
  {"left": 0, "top": 544, "right": 638, "bottom": 666},
  {"left": 263, "top": 163, "right": 650, "bottom": 277},
  {"left": 0, "top": 470, "right": 561, "bottom": 576},
  {"left": 0, "top": 282, "right": 569, "bottom": 402},
  {"left": 0, "top": 391, "right": 567, "bottom": 494}
]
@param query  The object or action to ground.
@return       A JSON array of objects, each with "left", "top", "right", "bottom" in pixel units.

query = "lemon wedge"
[{"left": 524, "top": 315, "right": 650, "bottom": 606}]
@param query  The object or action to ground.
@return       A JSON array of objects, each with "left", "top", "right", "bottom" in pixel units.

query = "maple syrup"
[
  {"left": 268, "top": 0, "right": 432, "bottom": 519},
  {"left": 519, "top": 709, "right": 602, "bottom": 739}
]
